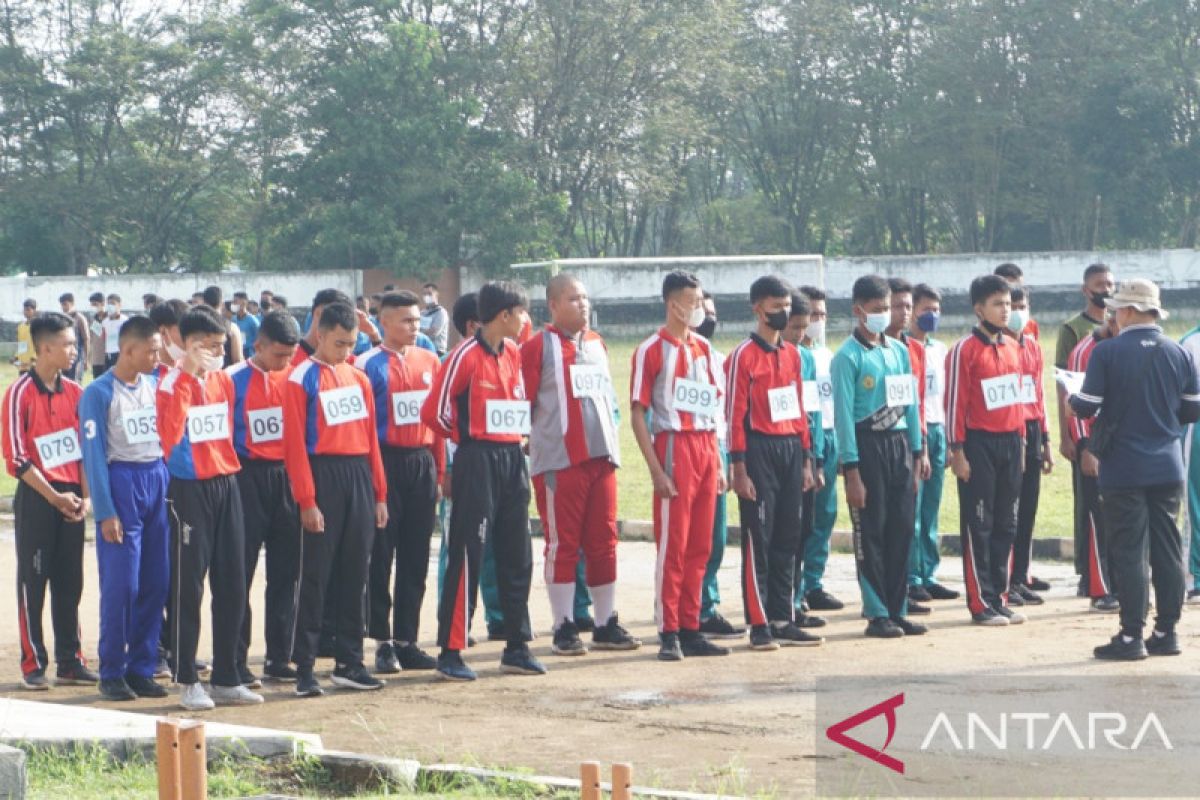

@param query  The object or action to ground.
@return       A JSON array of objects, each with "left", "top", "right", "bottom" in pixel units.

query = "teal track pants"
[
  {"left": 799, "top": 436, "right": 839, "bottom": 596},
  {"left": 908, "top": 423, "right": 947, "bottom": 587}
]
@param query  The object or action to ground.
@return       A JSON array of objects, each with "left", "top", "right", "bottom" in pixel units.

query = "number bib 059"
[
  {"left": 320, "top": 385, "right": 368, "bottom": 427},
  {"left": 122, "top": 407, "right": 159, "bottom": 445},
  {"left": 35, "top": 428, "right": 81, "bottom": 469},
  {"left": 186, "top": 403, "right": 230, "bottom": 443},
  {"left": 391, "top": 390, "right": 428, "bottom": 426},
  {"left": 768, "top": 385, "right": 802, "bottom": 422},
  {"left": 248, "top": 407, "right": 283, "bottom": 443},
  {"left": 981, "top": 373, "right": 1022, "bottom": 410},
  {"left": 885, "top": 374, "right": 915, "bottom": 407},
  {"left": 672, "top": 378, "right": 719, "bottom": 417},
  {"left": 569, "top": 363, "right": 610, "bottom": 400},
  {"left": 486, "top": 399, "right": 530, "bottom": 435}
]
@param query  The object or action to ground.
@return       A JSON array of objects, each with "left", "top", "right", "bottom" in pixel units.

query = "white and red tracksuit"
[
  {"left": 521, "top": 325, "right": 621, "bottom": 629},
  {"left": 1068, "top": 333, "right": 1113, "bottom": 598},
  {"left": 630, "top": 327, "right": 723, "bottom": 634}
]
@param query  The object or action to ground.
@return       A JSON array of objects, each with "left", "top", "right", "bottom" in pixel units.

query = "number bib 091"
[
  {"left": 569, "top": 364, "right": 610, "bottom": 400},
  {"left": 34, "top": 428, "right": 81, "bottom": 470},
  {"left": 248, "top": 407, "right": 283, "bottom": 443},
  {"left": 981, "top": 373, "right": 1022, "bottom": 410},
  {"left": 391, "top": 390, "right": 428, "bottom": 426},
  {"left": 885, "top": 374, "right": 915, "bottom": 407},
  {"left": 122, "top": 407, "right": 159, "bottom": 445},
  {"left": 672, "top": 378, "right": 719, "bottom": 417},
  {"left": 486, "top": 399, "right": 531, "bottom": 435},
  {"left": 320, "top": 385, "right": 368, "bottom": 427},
  {"left": 186, "top": 403, "right": 230, "bottom": 443},
  {"left": 768, "top": 385, "right": 802, "bottom": 422}
]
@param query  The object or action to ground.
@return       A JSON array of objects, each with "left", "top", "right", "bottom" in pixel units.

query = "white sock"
[
  {"left": 590, "top": 582, "right": 616, "bottom": 626},
  {"left": 547, "top": 582, "right": 575, "bottom": 631}
]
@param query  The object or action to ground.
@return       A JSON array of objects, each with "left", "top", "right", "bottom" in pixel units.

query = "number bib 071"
[
  {"left": 885, "top": 374, "right": 915, "bottom": 407},
  {"left": 320, "top": 385, "right": 368, "bottom": 427},
  {"left": 768, "top": 385, "right": 802, "bottom": 422},
  {"left": 122, "top": 407, "right": 159, "bottom": 445},
  {"left": 569, "top": 363, "right": 610, "bottom": 400},
  {"left": 34, "top": 428, "right": 81, "bottom": 470},
  {"left": 391, "top": 390, "right": 428, "bottom": 426},
  {"left": 186, "top": 403, "right": 230, "bottom": 443},
  {"left": 672, "top": 378, "right": 719, "bottom": 417},
  {"left": 485, "top": 399, "right": 531, "bottom": 435},
  {"left": 981, "top": 373, "right": 1022, "bottom": 410},
  {"left": 248, "top": 407, "right": 283, "bottom": 443}
]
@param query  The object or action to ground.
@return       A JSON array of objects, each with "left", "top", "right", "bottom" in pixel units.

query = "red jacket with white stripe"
[
  {"left": 2, "top": 370, "right": 83, "bottom": 483},
  {"left": 1068, "top": 333, "right": 1101, "bottom": 444},
  {"left": 944, "top": 328, "right": 1026, "bottom": 445},
  {"left": 723, "top": 333, "right": 811, "bottom": 460},
  {"left": 157, "top": 367, "right": 241, "bottom": 480},
  {"left": 630, "top": 328, "right": 723, "bottom": 435},
  {"left": 420, "top": 331, "right": 527, "bottom": 445},
  {"left": 1016, "top": 332, "right": 1049, "bottom": 434}
]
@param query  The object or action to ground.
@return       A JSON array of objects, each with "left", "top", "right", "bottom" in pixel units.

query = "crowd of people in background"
[{"left": 2, "top": 264, "right": 1198, "bottom": 712}]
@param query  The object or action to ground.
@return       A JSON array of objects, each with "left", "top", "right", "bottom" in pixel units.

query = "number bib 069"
[
  {"left": 122, "top": 407, "right": 159, "bottom": 445},
  {"left": 248, "top": 407, "right": 283, "bottom": 443},
  {"left": 391, "top": 390, "right": 428, "bottom": 426},
  {"left": 569, "top": 363, "right": 610, "bottom": 400},
  {"left": 320, "top": 385, "right": 368, "bottom": 427},
  {"left": 486, "top": 399, "right": 530, "bottom": 435},
  {"left": 981, "top": 373, "right": 1022, "bottom": 410},
  {"left": 768, "top": 385, "right": 802, "bottom": 422},
  {"left": 885, "top": 374, "right": 915, "bottom": 407},
  {"left": 34, "top": 428, "right": 81, "bottom": 470},
  {"left": 186, "top": 403, "right": 230, "bottom": 443},
  {"left": 672, "top": 378, "right": 719, "bottom": 417}
]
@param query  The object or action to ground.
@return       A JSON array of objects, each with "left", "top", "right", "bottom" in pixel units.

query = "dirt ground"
[{"left": 2, "top": 531, "right": 1196, "bottom": 797}]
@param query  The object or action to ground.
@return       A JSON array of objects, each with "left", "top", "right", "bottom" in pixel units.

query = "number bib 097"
[
  {"left": 186, "top": 403, "right": 230, "bottom": 443},
  {"left": 569, "top": 364, "right": 610, "bottom": 400},
  {"left": 981, "top": 373, "right": 1022, "bottom": 410},
  {"left": 672, "top": 378, "right": 719, "bottom": 417},
  {"left": 485, "top": 399, "right": 531, "bottom": 435},
  {"left": 248, "top": 407, "right": 283, "bottom": 443},
  {"left": 320, "top": 385, "right": 368, "bottom": 427},
  {"left": 885, "top": 374, "right": 915, "bottom": 407},
  {"left": 768, "top": 385, "right": 802, "bottom": 422},
  {"left": 34, "top": 428, "right": 81, "bottom": 470},
  {"left": 122, "top": 407, "right": 159, "bottom": 445},
  {"left": 391, "top": 390, "right": 428, "bottom": 426}
]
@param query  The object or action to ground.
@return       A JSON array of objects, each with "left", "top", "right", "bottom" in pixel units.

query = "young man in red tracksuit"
[
  {"left": 2, "top": 312, "right": 96, "bottom": 691},
  {"left": 1005, "top": 286, "right": 1054, "bottom": 607},
  {"left": 226, "top": 311, "right": 302, "bottom": 686},
  {"left": 356, "top": 291, "right": 445, "bottom": 674},
  {"left": 945, "top": 275, "right": 1028, "bottom": 626},
  {"left": 726, "top": 276, "right": 823, "bottom": 651},
  {"left": 157, "top": 305, "right": 260, "bottom": 710},
  {"left": 421, "top": 281, "right": 544, "bottom": 682},
  {"left": 521, "top": 274, "right": 640, "bottom": 656},
  {"left": 284, "top": 302, "right": 389, "bottom": 697},
  {"left": 631, "top": 270, "right": 730, "bottom": 662}
]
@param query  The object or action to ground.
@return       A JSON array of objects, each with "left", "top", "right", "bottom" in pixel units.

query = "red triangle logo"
[{"left": 825, "top": 692, "right": 905, "bottom": 774}]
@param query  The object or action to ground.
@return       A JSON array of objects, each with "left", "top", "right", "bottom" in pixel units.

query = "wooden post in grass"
[
  {"left": 178, "top": 720, "right": 207, "bottom": 799},
  {"left": 156, "top": 718, "right": 182, "bottom": 800},
  {"left": 612, "top": 763, "right": 632, "bottom": 800},
  {"left": 580, "top": 761, "right": 602, "bottom": 800}
]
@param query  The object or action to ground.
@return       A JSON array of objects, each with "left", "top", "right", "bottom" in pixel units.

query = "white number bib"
[
  {"left": 1055, "top": 368, "right": 1086, "bottom": 397},
  {"left": 391, "top": 390, "right": 428, "bottom": 426},
  {"left": 672, "top": 378, "right": 719, "bottom": 417},
  {"left": 486, "top": 399, "right": 531, "bottom": 435},
  {"left": 768, "top": 385, "right": 802, "bottom": 422},
  {"left": 801, "top": 381, "right": 820, "bottom": 413},
  {"left": 885, "top": 374, "right": 915, "bottom": 408},
  {"left": 817, "top": 376, "right": 835, "bottom": 429},
  {"left": 35, "top": 428, "right": 81, "bottom": 469},
  {"left": 122, "top": 407, "right": 159, "bottom": 444},
  {"left": 1019, "top": 375, "right": 1037, "bottom": 405},
  {"left": 569, "top": 364, "right": 610, "bottom": 400},
  {"left": 925, "top": 367, "right": 943, "bottom": 401},
  {"left": 320, "top": 385, "right": 368, "bottom": 427},
  {"left": 248, "top": 407, "right": 283, "bottom": 443},
  {"left": 186, "top": 404, "right": 230, "bottom": 443},
  {"left": 981, "top": 373, "right": 1022, "bottom": 410}
]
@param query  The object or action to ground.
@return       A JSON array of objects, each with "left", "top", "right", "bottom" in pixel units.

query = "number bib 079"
[
  {"left": 320, "top": 385, "right": 368, "bottom": 427},
  {"left": 122, "top": 407, "right": 159, "bottom": 445},
  {"left": 981, "top": 373, "right": 1022, "bottom": 410},
  {"left": 885, "top": 374, "right": 915, "bottom": 407},
  {"left": 248, "top": 407, "right": 283, "bottom": 443},
  {"left": 391, "top": 390, "right": 428, "bottom": 426},
  {"left": 34, "top": 428, "right": 81, "bottom": 470},
  {"left": 672, "top": 378, "right": 719, "bottom": 417},
  {"left": 186, "top": 403, "right": 230, "bottom": 443},
  {"left": 569, "top": 363, "right": 610, "bottom": 400},
  {"left": 485, "top": 399, "right": 530, "bottom": 435},
  {"left": 768, "top": 385, "right": 802, "bottom": 422}
]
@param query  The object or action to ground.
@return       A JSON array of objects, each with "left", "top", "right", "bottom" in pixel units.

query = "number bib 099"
[
  {"left": 391, "top": 390, "right": 428, "bottom": 426},
  {"left": 885, "top": 374, "right": 915, "bottom": 407},
  {"left": 122, "top": 407, "right": 159, "bottom": 444},
  {"left": 981, "top": 373, "right": 1022, "bottom": 410},
  {"left": 248, "top": 407, "right": 283, "bottom": 443},
  {"left": 486, "top": 399, "right": 531, "bottom": 435},
  {"left": 768, "top": 385, "right": 802, "bottom": 422},
  {"left": 34, "top": 428, "right": 81, "bottom": 469},
  {"left": 320, "top": 385, "right": 368, "bottom": 427},
  {"left": 672, "top": 378, "right": 719, "bottom": 417},
  {"left": 186, "top": 403, "right": 230, "bottom": 443},
  {"left": 569, "top": 364, "right": 610, "bottom": 400}
]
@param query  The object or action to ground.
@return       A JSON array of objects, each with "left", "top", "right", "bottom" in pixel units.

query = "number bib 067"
[
  {"left": 885, "top": 374, "right": 915, "bottom": 407},
  {"left": 186, "top": 403, "right": 230, "bottom": 443},
  {"left": 248, "top": 407, "right": 283, "bottom": 443},
  {"left": 320, "top": 385, "right": 368, "bottom": 427},
  {"left": 569, "top": 363, "right": 610, "bottom": 400},
  {"left": 981, "top": 373, "right": 1022, "bottom": 410},
  {"left": 485, "top": 399, "right": 530, "bottom": 435},
  {"left": 122, "top": 407, "right": 159, "bottom": 445},
  {"left": 672, "top": 378, "right": 719, "bottom": 417},
  {"left": 34, "top": 428, "right": 81, "bottom": 470},
  {"left": 768, "top": 385, "right": 802, "bottom": 422},
  {"left": 391, "top": 390, "right": 428, "bottom": 426}
]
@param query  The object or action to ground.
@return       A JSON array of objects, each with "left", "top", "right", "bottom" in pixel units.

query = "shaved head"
[{"left": 546, "top": 273, "right": 583, "bottom": 302}]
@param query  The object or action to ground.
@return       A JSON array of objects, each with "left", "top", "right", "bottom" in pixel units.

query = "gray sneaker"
[
  {"left": 179, "top": 682, "right": 214, "bottom": 711},
  {"left": 209, "top": 683, "right": 264, "bottom": 706}
]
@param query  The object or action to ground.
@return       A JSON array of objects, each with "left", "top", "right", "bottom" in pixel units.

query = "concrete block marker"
[
  {"left": 304, "top": 748, "right": 418, "bottom": 791},
  {"left": 0, "top": 745, "right": 26, "bottom": 800}
]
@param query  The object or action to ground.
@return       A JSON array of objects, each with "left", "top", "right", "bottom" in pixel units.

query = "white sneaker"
[
  {"left": 179, "top": 682, "right": 214, "bottom": 711},
  {"left": 210, "top": 683, "right": 264, "bottom": 706}
]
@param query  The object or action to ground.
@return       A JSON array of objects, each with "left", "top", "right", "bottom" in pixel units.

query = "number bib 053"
[
  {"left": 186, "top": 403, "right": 230, "bottom": 443},
  {"left": 569, "top": 363, "right": 610, "bottom": 400},
  {"left": 320, "top": 385, "right": 368, "bottom": 427},
  {"left": 885, "top": 374, "right": 915, "bottom": 407},
  {"left": 35, "top": 428, "right": 81, "bottom": 470},
  {"left": 248, "top": 407, "right": 283, "bottom": 443},
  {"left": 391, "top": 390, "right": 428, "bottom": 426},
  {"left": 981, "top": 373, "right": 1022, "bottom": 410},
  {"left": 768, "top": 385, "right": 802, "bottom": 422},
  {"left": 122, "top": 407, "right": 159, "bottom": 445},
  {"left": 672, "top": 378, "right": 719, "bottom": 417},
  {"left": 485, "top": 399, "right": 530, "bottom": 435}
]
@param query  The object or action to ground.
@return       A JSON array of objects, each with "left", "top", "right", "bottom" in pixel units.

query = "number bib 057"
[
  {"left": 122, "top": 407, "right": 159, "bottom": 445},
  {"left": 186, "top": 403, "right": 230, "bottom": 443},
  {"left": 248, "top": 407, "right": 283, "bottom": 443},
  {"left": 391, "top": 390, "right": 428, "bottom": 426},
  {"left": 486, "top": 399, "right": 530, "bottom": 435},
  {"left": 981, "top": 373, "right": 1022, "bottom": 410},
  {"left": 569, "top": 363, "right": 610, "bottom": 400},
  {"left": 320, "top": 385, "right": 368, "bottom": 427},
  {"left": 768, "top": 385, "right": 802, "bottom": 422},
  {"left": 672, "top": 378, "right": 719, "bottom": 417},
  {"left": 35, "top": 428, "right": 81, "bottom": 469},
  {"left": 885, "top": 374, "right": 915, "bottom": 407}
]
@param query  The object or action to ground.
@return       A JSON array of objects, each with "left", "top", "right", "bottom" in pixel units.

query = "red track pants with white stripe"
[{"left": 533, "top": 457, "right": 618, "bottom": 587}]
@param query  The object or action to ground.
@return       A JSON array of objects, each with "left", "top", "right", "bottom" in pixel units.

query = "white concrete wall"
[{"left": 0, "top": 270, "right": 363, "bottom": 323}]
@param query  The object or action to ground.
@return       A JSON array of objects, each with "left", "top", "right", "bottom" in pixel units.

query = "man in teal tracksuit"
[{"left": 1181, "top": 324, "right": 1200, "bottom": 603}]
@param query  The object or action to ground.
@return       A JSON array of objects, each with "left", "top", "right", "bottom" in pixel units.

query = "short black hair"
[
  {"left": 994, "top": 263, "right": 1023, "bottom": 281},
  {"left": 191, "top": 291, "right": 204, "bottom": 301},
  {"left": 119, "top": 315, "right": 159, "bottom": 344},
  {"left": 22, "top": 298, "right": 36, "bottom": 310},
  {"left": 912, "top": 283, "right": 942, "bottom": 305},
  {"left": 750, "top": 275, "right": 792, "bottom": 303},
  {"left": 106, "top": 293, "right": 121, "bottom": 303},
  {"left": 258, "top": 310, "right": 301, "bottom": 346},
  {"left": 59, "top": 293, "right": 74, "bottom": 304},
  {"left": 260, "top": 290, "right": 274, "bottom": 299},
  {"left": 798, "top": 285, "right": 827, "bottom": 302},
  {"left": 1083, "top": 263, "right": 1111, "bottom": 281},
  {"left": 30, "top": 311, "right": 72, "bottom": 347},
  {"left": 452, "top": 293, "right": 479, "bottom": 336},
  {"left": 789, "top": 291, "right": 811, "bottom": 318},
  {"left": 89, "top": 292, "right": 104, "bottom": 304},
  {"left": 311, "top": 288, "right": 351, "bottom": 310},
  {"left": 478, "top": 281, "right": 528, "bottom": 324},
  {"left": 149, "top": 298, "right": 188, "bottom": 329},
  {"left": 380, "top": 290, "right": 421, "bottom": 310},
  {"left": 887, "top": 277, "right": 913, "bottom": 295},
  {"left": 317, "top": 301, "right": 357, "bottom": 332},
  {"left": 1010, "top": 286, "right": 1028, "bottom": 303},
  {"left": 179, "top": 305, "right": 227, "bottom": 340},
  {"left": 272, "top": 295, "right": 288, "bottom": 308},
  {"left": 142, "top": 293, "right": 160, "bottom": 307},
  {"left": 661, "top": 270, "right": 701, "bottom": 300},
  {"left": 423, "top": 282, "right": 438, "bottom": 291},
  {"left": 233, "top": 291, "right": 249, "bottom": 301},
  {"left": 852, "top": 275, "right": 890, "bottom": 304},
  {"left": 970, "top": 274, "right": 1011, "bottom": 306},
  {"left": 202, "top": 285, "right": 222, "bottom": 307}
]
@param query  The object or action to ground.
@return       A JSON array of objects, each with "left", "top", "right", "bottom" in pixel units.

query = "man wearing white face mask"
[
  {"left": 101, "top": 294, "right": 129, "bottom": 369},
  {"left": 149, "top": 300, "right": 191, "bottom": 383},
  {"left": 420, "top": 283, "right": 449, "bottom": 355}
]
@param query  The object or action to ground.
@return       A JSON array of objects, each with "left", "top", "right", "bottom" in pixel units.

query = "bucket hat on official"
[{"left": 1104, "top": 278, "right": 1169, "bottom": 320}]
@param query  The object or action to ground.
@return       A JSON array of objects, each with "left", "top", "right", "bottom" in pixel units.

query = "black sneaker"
[
  {"left": 125, "top": 674, "right": 168, "bottom": 698},
  {"left": 395, "top": 643, "right": 437, "bottom": 670},
  {"left": 466, "top": 634, "right": 477, "bottom": 648},
  {"left": 237, "top": 665, "right": 262, "bottom": 689},
  {"left": 374, "top": 642, "right": 401, "bottom": 674},
  {"left": 749, "top": 625, "right": 779, "bottom": 651},
  {"left": 1010, "top": 584, "right": 1044, "bottom": 605},
  {"left": 486, "top": 621, "right": 506, "bottom": 642},
  {"left": 926, "top": 582, "right": 960, "bottom": 601},
  {"left": 658, "top": 632, "right": 683, "bottom": 661},
  {"left": 972, "top": 608, "right": 1008, "bottom": 626},
  {"left": 796, "top": 612, "right": 827, "bottom": 629},
  {"left": 99, "top": 677, "right": 137, "bottom": 701},
  {"left": 574, "top": 615, "right": 596, "bottom": 633},
  {"left": 591, "top": 614, "right": 641, "bottom": 650},
  {"left": 890, "top": 617, "right": 927, "bottom": 636},
  {"left": 1026, "top": 576, "right": 1051, "bottom": 592},
  {"left": 56, "top": 662, "right": 99, "bottom": 686},
  {"left": 331, "top": 664, "right": 384, "bottom": 691},
  {"left": 436, "top": 650, "right": 477, "bottom": 682},
  {"left": 993, "top": 605, "right": 1026, "bottom": 624},
  {"left": 1145, "top": 630, "right": 1182, "bottom": 656},
  {"left": 195, "top": 659, "right": 211, "bottom": 675},
  {"left": 1187, "top": 588, "right": 1200, "bottom": 605},
  {"left": 680, "top": 630, "right": 731, "bottom": 657},
  {"left": 908, "top": 585, "right": 932, "bottom": 602},
  {"left": 865, "top": 617, "right": 904, "bottom": 638},
  {"left": 907, "top": 601, "right": 932, "bottom": 616},
  {"left": 1094, "top": 634, "right": 1148, "bottom": 661},
  {"left": 772, "top": 622, "right": 823, "bottom": 647},
  {"left": 552, "top": 621, "right": 588, "bottom": 656},
  {"left": 263, "top": 662, "right": 299, "bottom": 682},
  {"left": 500, "top": 645, "right": 547, "bottom": 675},
  {"left": 805, "top": 589, "right": 844, "bottom": 611},
  {"left": 20, "top": 670, "right": 49, "bottom": 691},
  {"left": 697, "top": 612, "right": 745, "bottom": 639},
  {"left": 1006, "top": 589, "right": 1025, "bottom": 607},
  {"left": 295, "top": 667, "right": 325, "bottom": 697},
  {"left": 1091, "top": 595, "right": 1120, "bottom": 613}
]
